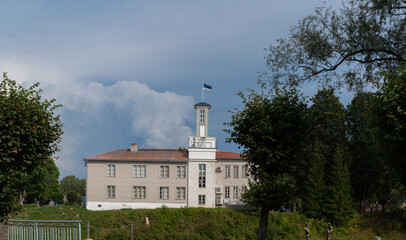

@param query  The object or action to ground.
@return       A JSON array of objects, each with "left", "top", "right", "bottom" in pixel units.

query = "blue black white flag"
[{"left": 203, "top": 83, "right": 212, "bottom": 91}]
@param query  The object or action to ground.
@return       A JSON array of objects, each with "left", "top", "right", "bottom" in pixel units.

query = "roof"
[
  {"left": 84, "top": 149, "right": 242, "bottom": 162},
  {"left": 84, "top": 149, "right": 188, "bottom": 162},
  {"left": 216, "top": 152, "right": 242, "bottom": 159},
  {"left": 194, "top": 102, "right": 211, "bottom": 109}
]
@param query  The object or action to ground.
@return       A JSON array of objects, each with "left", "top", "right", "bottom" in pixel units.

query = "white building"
[{"left": 84, "top": 102, "right": 248, "bottom": 210}]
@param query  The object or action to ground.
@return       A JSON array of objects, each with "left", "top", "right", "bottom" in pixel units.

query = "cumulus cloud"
[{"left": 54, "top": 80, "right": 194, "bottom": 176}]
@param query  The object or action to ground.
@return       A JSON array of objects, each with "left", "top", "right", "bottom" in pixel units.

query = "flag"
[{"left": 203, "top": 83, "right": 212, "bottom": 91}]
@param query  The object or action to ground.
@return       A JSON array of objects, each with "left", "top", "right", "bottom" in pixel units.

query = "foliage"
[
  {"left": 302, "top": 141, "right": 326, "bottom": 219},
  {"left": 309, "top": 88, "right": 348, "bottom": 161},
  {"left": 11, "top": 205, "right": 406, "bottom": 240},
  {"left": 60, "top": 175, "right": 86, "bottom": 196},
  {"left": 25, "top": 158, "right": 62, "bottom": 205},
  {"left": 0, "top": 73, "right": 62, "bottom": 221},
  {"left": 66, "top": 190, "right": 81, "bottom": 204},
  {"left": 225, "top": 87, "right": 309, "bottom": 239},
  {"left": 225, "top": 88, "right": 309, "bottom": 208},
  {"left": 263, "top": 0, "right": 406, "bottom": 90},
  {"left": 347, "top": 92, "right": 392, "bottom": 208},
  {"left": 322, "top": 146, "right": 355, "bottom": 226},
  {"left": 378, "top": 63, "right": 406, "bottom": 187}
]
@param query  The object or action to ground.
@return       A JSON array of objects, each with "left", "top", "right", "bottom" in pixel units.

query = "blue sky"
[{"left": 0, "top": 0, "right": 344, "bottom": 179}]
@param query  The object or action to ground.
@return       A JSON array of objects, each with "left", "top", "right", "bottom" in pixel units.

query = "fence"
[{"left": 8, "top": 220, "right": 81, "bottom": 240}]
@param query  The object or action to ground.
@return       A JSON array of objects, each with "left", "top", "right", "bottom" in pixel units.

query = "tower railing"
[{"left": 188, "top": 137, "right": 216, "bottom": 148}]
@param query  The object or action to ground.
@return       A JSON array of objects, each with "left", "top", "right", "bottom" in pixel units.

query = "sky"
[{"left": 0, "top": 0, "right": 344, "bottom": 179}]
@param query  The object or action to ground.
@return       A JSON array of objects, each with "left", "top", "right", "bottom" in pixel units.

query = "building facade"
[{"left": 84, "top": 102, "right": 248, "bottom": 210}]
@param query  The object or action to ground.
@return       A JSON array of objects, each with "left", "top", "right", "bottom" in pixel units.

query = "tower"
[
  {"left": 194, "top": 102, "right": 210, "bottom": 138},
  {"left": 188, "top": 102, "right": 217, "bottom": 207}
]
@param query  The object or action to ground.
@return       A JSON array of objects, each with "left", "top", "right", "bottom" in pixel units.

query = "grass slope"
[{"left": 11, "top": 204, "right": 406, "bottom": 240}]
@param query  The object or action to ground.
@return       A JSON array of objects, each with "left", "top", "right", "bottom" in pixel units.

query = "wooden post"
[
  {"left": 304, "top": 222, "right": 310, "bottom": 240},
  {"left": 131, "top": 224, "right": 134, "bottom": 240},
  {"left": 87, "top": 221, "right": 90, "bottom": 239},
  {"left": 0, "top": 220, "right": 8, "bottom": 240},
  {"left": 326, "top": 222, "right": 333, "bottom": 240}
]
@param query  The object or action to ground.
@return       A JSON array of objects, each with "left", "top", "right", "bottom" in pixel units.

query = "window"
[
  {"left": 224, "top": 186, "right": 230, "bottom": 199},
  {"left": 199, "top": 164, "right": 206, "bottom": 188},
  {"left": 200, "top": 109, "right": 205, "bottom": 123},
  {"left": 177, "top": 166, "right": 186, "bottom": 178},
  {"left": 160, "top": 187, "right": 169, "bottom": 199},
  {"left": 198, "top": 195, "right": 206, "bottom": 205},
  {"left": 233, "top": 165, "right": 239, "bottom": 178},
  {"left": 160, "top": 166, "right": 169, "bottom": 178},
  {"left": 233, "top": 186, "right": 239, "bottom": 199},
  {"left": 107, "top": 185, "right": 115, "bottom": 198},
  {"left": 176, "top": 187, "right": 186, "bottom": 200},
  {"left": 107, "top": 164, "right": 115, "bottom": 177},
  {"left": 133, "top": 165, "right": 146, "bottom": 178},
  {"left": 133, "top": 186, "right": 146, "bottom": 199},
  {"left": 242, "top": 165, "right": 248, "bottom": 178},
  {"left": 225, "top": 165, "right": 231, "bottom": 178}
]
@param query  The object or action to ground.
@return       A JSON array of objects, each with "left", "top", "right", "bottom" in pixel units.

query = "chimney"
[{"left": 130, "top": 143, "right": 138, "bottom": 152}]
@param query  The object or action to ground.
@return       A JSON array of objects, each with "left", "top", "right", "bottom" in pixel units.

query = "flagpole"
[{"left": 202, "top": 82, "right": 204, "bottom": 102}]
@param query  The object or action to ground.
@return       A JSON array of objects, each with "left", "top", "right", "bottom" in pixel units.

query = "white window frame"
[
  {"left": 160, "top": 187, "right": 169, "bottom": 200},
  {"left": 242, "top": 165, "right": 248, "bottom": 178},
  {"left": 176, "top": 187, "right": 186, "bottom": 200},
  {"left": 200, "top": 109, "right": 205, "bottom": 123},
  {"left": 132, "top": 186, "right": 146, "bottom": 199},
  {"left": 233, "top": 186, "right": 239, "bottom": 199},
  {"left": 198, "top": 194, "right": 206, "bottom": 205},
  {"left": 224, "top": 186, "right": 230, "bottom": 199},
  {"left": 225, "top": 165, "right": 231, "bottom": 178},
  {"left": 160, "top": 166, "right": 169, "bottom": 178},
  {"left": 176, "top": 166, "right": 186, "bottom": 179},
  {"left": 133, "top": 165, "right": 146, "bottom": 178},
  {"left": 233, "top": 165, "right": 239, "bottom": 178},
  {"left": 107, "top": 164, "right": 115, "bottom": 177},
  {"left": 107, "top": 185, "right": 115, "bottom": 199},
  {"left": 199, "top": 164, "right": 206, "bottom": 188}
]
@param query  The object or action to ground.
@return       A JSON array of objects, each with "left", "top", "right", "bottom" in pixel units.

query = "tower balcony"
[{"left": 188, "top": 137, "right": 216, "bottom": 149}]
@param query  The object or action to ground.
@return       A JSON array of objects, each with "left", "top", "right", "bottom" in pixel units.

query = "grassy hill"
[{"left": 11, "top": 204, "right": 406, "bottom": 239}]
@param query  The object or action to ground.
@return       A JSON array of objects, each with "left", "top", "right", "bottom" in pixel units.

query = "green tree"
[
  {"left": 263, "top": 0, "right": 406, "bottom": 90},
  {"left": 347, "top": 92, "right": 392, "bottom": 209},
  {"left": 60, "top": 175, "right": 86, "bottom": 197},
  {"left": 323, "top": 146, "right": 354, "bottom": 226},
  {"left": 25, "top": 158, "right": 62, "bottom": 205},
  {"left": 302, "top": 141, "right": 326, "bottom": 219},
  {"left": 309, "top": 89, "right": 348, "bottom": 161},
  {"left": 225, "top": 88, "right": 309, "bottom": 240},
  {"left": 379, "top": 63, "right": 406, "bottom": 187},
  {"left": 0, "top": 74, "right": 62, "bottom": 221},
  {"left": 66, "top": 190, "right": 81, "bottom": 204}
]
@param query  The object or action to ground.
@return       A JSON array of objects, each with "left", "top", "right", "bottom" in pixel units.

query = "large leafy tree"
[
  {"left": 25, "top": 158, "right": 63, "bottom": 205},
  {"left": 225, "top": 88, "right": 309, "bottom": 240},
  {"left": 60, "top": 175, "right": 86, "bottom": 197},
  {"left": 347, "top": 92, "right": 392, "bottom": 208},
  {"left": 0, "top": 74, "right": 62, "bottom": 221},
  {"left": 263, "top": 0, "right": 406, "bottom": 90}
]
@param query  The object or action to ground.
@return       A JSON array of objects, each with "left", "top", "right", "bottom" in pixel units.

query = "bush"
[{"left": 66, "top": 190, "right": 80, "bottom": 204}]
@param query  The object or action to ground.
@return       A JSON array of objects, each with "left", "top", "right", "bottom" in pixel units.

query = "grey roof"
[{"left": 194, "top": 102, "right": 211, "bottom": 108}]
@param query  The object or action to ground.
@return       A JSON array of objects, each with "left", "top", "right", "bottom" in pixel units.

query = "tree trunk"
[
  {"left": 0, "top": 220, "right": 8, "bottom": 240},
  {"left": 256, "top": 206, "right": 269, "bottom": 240}
]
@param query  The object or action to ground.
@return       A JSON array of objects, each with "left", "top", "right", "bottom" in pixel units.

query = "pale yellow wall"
[{"left": 87, "top": 161, "right": 188, "bottom": 204}]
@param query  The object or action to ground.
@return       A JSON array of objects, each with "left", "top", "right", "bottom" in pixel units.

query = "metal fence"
[{"left": 8, "top": 220, "right": 81, "bottom": 240}]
